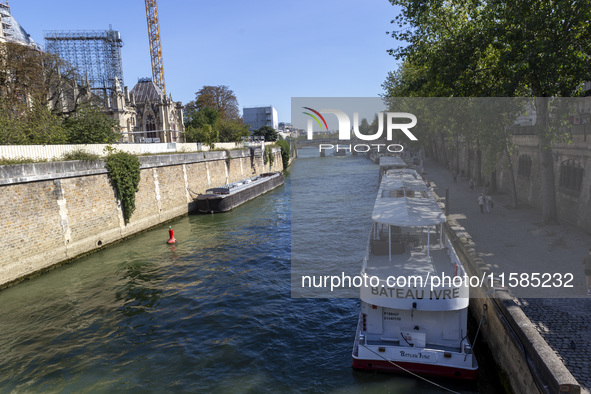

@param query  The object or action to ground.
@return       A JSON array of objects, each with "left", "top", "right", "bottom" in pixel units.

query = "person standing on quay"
[
  {"left": 477, "top": 193, "right": 485, "bottom": 214},
  {"left": 485, "top": 194, "right": 493, "bottom": 213},
  {"left": 582, "top": 248, "right": 591, "bottom": 296},
  {"left": 469, "top": 178, "right": 475, "bottom": 192}
]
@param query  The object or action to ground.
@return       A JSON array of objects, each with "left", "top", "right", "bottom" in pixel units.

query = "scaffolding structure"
[
  {"left": 1, "top": 1, "right": 39, "bottom": 47},
  {"left": 44, "top": 28, "right": 124, "bottom": 99},
  {"left": 0, "top": 1, "right": 12, "bottom": 41}
]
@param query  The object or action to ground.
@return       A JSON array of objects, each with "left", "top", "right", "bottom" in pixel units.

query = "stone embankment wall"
[
  {"left": 449, "top": 131, "right": 591, "bottom": 233},
  {"left": 437, "top": 197, "right": 581, "bottom": 394},
  {"left": 0, "top": 148, "right": 283, "bottom": 289}
]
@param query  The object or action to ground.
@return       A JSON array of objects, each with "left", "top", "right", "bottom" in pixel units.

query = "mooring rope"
[
  {"left": 186, "top": 186, "right": 200, "bottom": 198},
  {"left": 470, "top": 303, "right": 487, "bottom": 354}
]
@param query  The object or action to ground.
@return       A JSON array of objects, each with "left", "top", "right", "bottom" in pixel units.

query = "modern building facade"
[{"left": 243, "top": 106, "right": 278, "bottom": 131}]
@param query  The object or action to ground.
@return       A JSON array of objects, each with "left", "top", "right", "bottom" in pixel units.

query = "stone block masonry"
[{"left": 0, "top": 148, "right": 283, "bottom": 289}]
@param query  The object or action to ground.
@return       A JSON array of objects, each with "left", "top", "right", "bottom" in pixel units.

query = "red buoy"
[{"left": 167, "top": 226, "right": 177, "bottom": 244}]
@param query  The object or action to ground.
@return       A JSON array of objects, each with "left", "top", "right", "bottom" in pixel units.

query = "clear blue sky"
[{"left": 12, "top": 0, "right": 401, "bottom": 123}]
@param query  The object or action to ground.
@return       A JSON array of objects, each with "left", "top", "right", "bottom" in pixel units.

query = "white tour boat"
[
  {"left": 378, "top": 156, "right": 407, "bottom": 182},
  {"left": 352, "top": 169, "right": 478, "bottom": 380}
]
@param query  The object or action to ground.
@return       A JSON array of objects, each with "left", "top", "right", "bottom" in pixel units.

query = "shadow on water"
[{"left": 116, "top": 261, "right": 164, "bottom": 317}]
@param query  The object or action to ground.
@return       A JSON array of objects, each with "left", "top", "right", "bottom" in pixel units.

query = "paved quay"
[{"left": 420, "top": 157, "right": 591, "bottom": 393}]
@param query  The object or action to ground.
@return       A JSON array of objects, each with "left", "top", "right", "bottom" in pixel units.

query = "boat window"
[
  {"left": 380, "top": 188, "right": 429, "bottom": 198},
  {"left": 381, "top": 189, "right": 406, "bottom": 198},
  {"left": 404, "top": 190, "right": 428, "bottom": 198}
]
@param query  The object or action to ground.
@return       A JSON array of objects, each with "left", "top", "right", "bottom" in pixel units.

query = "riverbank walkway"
[{"left": 421, "top": 158, "right": 591, "bottom": 393}]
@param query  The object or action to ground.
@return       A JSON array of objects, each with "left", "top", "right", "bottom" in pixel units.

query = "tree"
[
  {"left": 0, "top": 41, "right": 92, "bottom": 115},
  {"left": 216, "top": 118, "right": 250, "bottom": 142},
  {"left": 357, "top": 118, "right": 371, "bottom": 135},
  {"left": 253, "top": 125, "right": 278, "bottom": 142},
  {"left": 186, "top": 124, "right": 218, "bottom": 147},
  {"left": 192, "top": 85, "right": 241, "bottom": 121},
  {"left": 489, "top": 1, "right": 591, "bottom": 223},
  {"left": 385, "top": 0, "right": 591, "bottom": 221},
  {"left": 25, "top": 104, "right": 68, "bottom": 144},
  {"left": 64, "top": 104, "right": 120, "bottom": 144},
  {"left": 0, "top": 42, "right": 65, "bottom": 144},
  {"left": 184, "top": 106, "right": 219, "bottom": 130},
  {"left": 0, "top": 41, "right": 98, "bottom": 144},
  {"left": 0, "top": 101, "right": 67, "bottom": 145},
  {"left": 183, "top": 106, "right": 220, "bottom": 146}
]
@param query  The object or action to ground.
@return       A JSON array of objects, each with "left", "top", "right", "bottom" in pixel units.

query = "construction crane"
[{"left": 144, "top": 0, "right": 166, "bottom": 95}]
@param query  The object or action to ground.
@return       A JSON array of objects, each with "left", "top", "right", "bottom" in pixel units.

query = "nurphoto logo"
[{"left": 302, "top": 107, "right": 418, "bottom": 153}]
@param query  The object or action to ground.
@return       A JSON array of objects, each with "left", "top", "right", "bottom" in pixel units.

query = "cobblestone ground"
[
  {"left": 518, "top": 298, "right": 591, "bottom": 391},
  {"left": 419, "top": 157, "right": 591, "bottom": 393}
]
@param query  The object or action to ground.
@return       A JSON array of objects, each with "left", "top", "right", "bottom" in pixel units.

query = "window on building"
[
  {"left": 518, "top": 154, "right": 532, "bottom": 178},
  {"left": 559, "top": 159, "right": 584, "bottom": 192},
  {"left": 146, "top": 114, "right": 157, "bottom": 139}
]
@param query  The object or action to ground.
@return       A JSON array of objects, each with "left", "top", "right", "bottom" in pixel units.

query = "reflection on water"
[
  {"left": 116, "top": 261, "right": 164, "bottom": 317},
  {"left": 0, "top": 154, "right": 495, "bottom": 393}
]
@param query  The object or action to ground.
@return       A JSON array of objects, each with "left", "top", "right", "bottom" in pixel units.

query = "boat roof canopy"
[
  {"left": 379, "top": 156, "right": 406, "bottom": 168},
  {"left": 372, "top": 170, "right": 445, "bottom": 227}
]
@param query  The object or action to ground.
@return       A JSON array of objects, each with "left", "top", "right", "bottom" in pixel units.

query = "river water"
[{"left": 0, "top": 149, "right": 499, "bottom": 393}]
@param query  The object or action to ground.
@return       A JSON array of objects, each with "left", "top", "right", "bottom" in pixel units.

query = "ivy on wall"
[
  {"left": 264, "top": 146, "right": 275, "bottom": 167},
  {"left": 105, "top": 151, "right": 141, "bottom": 224},
  {"left": 276, "top": 140, "right": 290, "bottom": 170}
]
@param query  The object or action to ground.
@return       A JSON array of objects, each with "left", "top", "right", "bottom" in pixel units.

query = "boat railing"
[
  {"left": 209, "top": 175, "right": 264, "bottom": 193},
  {"left": 443, "top": 229, "right": 467, "bottom": 277},
  {"left": 352, "top": 313, "right": 363, "bottom": 357}
]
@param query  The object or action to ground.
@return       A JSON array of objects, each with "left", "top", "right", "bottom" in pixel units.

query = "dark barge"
[{"left": 194, "top": 172, "right": 284, "bottom": 213}]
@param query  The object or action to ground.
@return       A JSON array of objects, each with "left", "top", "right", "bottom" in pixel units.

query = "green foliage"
[
  {"left": 186, "top": 124, "right": 219, "bottom": 148},
  {"left": 0, "top": 102, "right": 120, "bottom": 146},
  {"left": 188, "top": 85, "right": 241, "bottom": 121},
  {"left": 264, "top": 146, "right": 275, "bottom": 166},
  {"left": 387, "top": 0, "right": 591, "bottom": 97},
  {"left": 0, "top": 41, "right": 108, "bottom": 145},
  {"left": 216, "top": 119, "right": 250, "bottom": 142},
  {"left": 64, "top": 104, "right": 120, "bottom": 144},
  {"left": 184, "top": 106, "right": 219, "bottom": 130},
  {"left": 276, "top": 139, "right": 291, "bottom": 170},
  {"left": 26, "top": 104, "right": 68, "bottom": 144},
  {"left": 62, "top": 149, "right": 100, "bottom": 161},
  {"left": 0, "top": 107, "right": 23, "bottom": 145},
  {"left": 0, "top": 100, "right": 67, "bottom": 145},
  {"left": 253, "top": 125, "right": 278, "bottom": 142},
  {"left": 184, "top": 105, "right": 248, "bottom": 143},
  {"left": 357, "top": 118, "right": 371, "bottom": 135},
  {"left": 0, "top": 157, "right": 47, "bottom": 165},
  {"left": 184, "top": 106, "right": 219, "bottom": 148},
  {"left": 105, "top": 151, "right": 141, "bottom": 224},
  {"left": 385, "top": 0, "right": 591, "bottom": 221}
]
